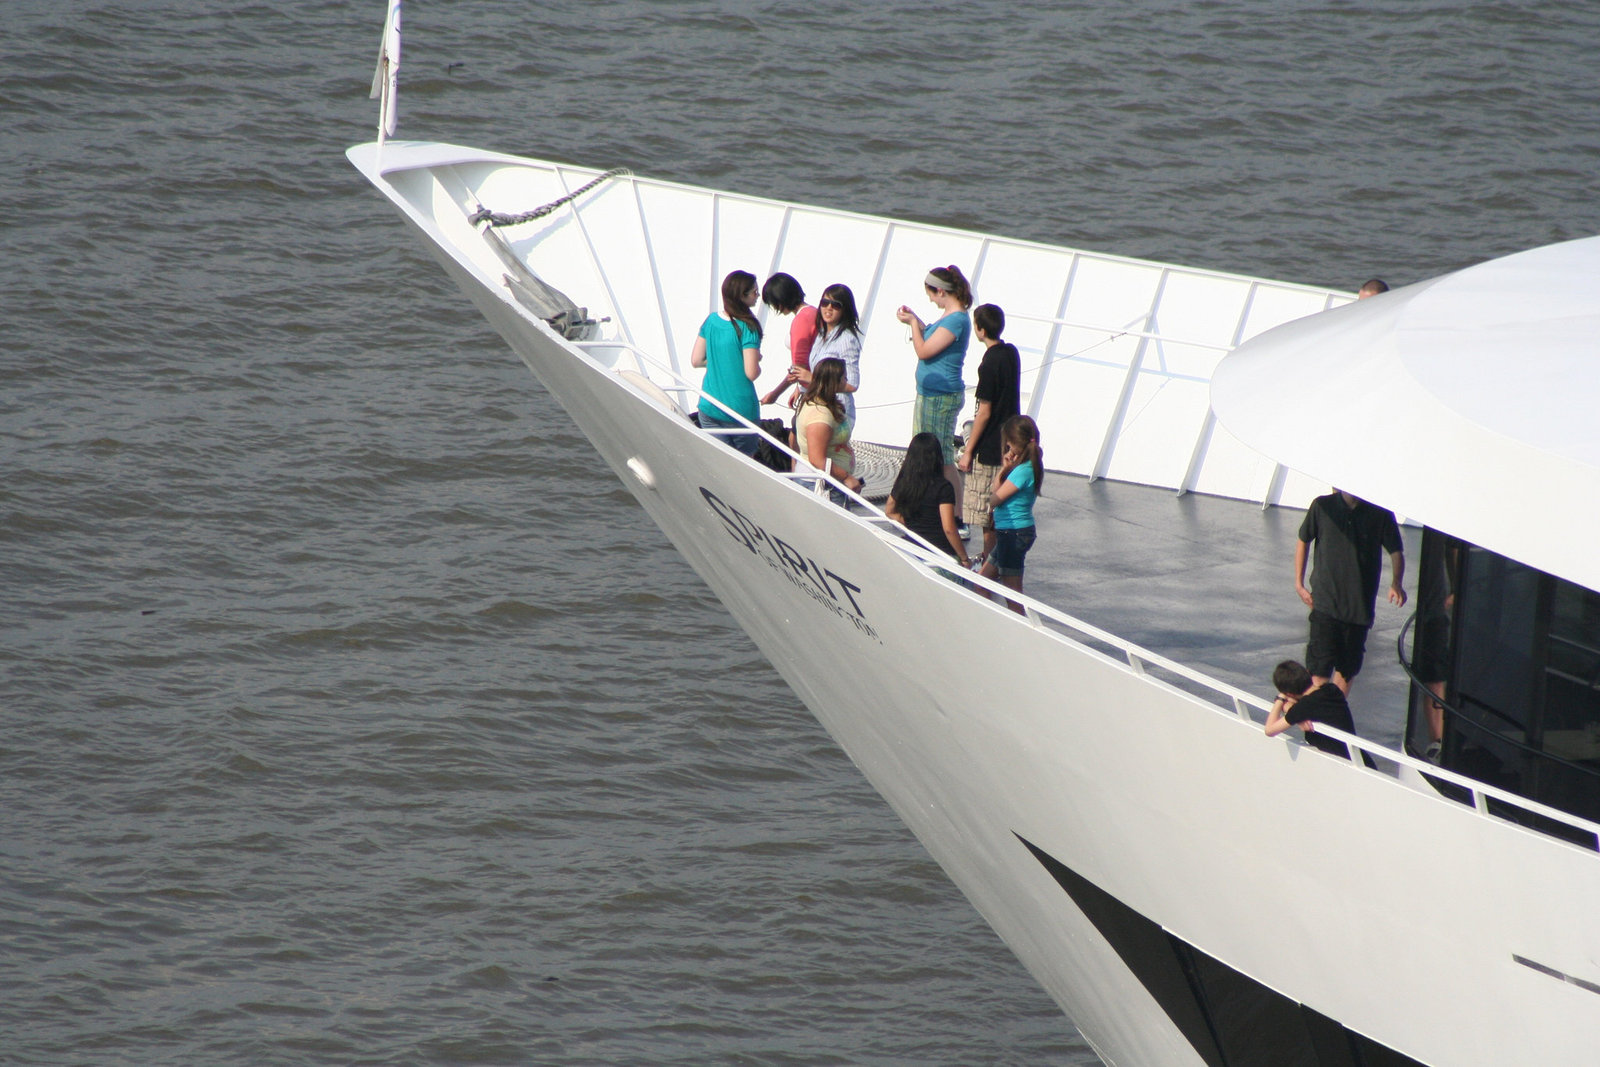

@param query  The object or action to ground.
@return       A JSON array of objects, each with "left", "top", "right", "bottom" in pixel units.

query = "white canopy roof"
[{"left": 1212, "top": 234, "right": 1600, "bottom": 593}]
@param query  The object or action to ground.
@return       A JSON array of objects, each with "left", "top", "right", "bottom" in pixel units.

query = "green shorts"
[{"left": 913, "top": 391, "right": 964, "bottom": 466}]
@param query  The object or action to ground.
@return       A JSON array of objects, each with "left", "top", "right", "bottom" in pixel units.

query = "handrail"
[
  {"left": 1006, "top": 310, "right": 1235, "bottom": 353},
  {"left": 850, "top": 318, "right": 1217, "bottom": 415},
  {"left": 1304, "top": 719, "right": 1600, "bottom": 849},
  {"left": 576, "top": 336, "right": 1275, "bottom": 715},
  {"left": 444, "top": 163, "right": 1597, "bottom": 857},
  {"left": 575, "top": 339, "right": 1600, "bottom": 856},
  {"left": 580, "top": 338, "right": 902, "bottom": 506},
  {"left": 1395, "top": 614, "right": 1600, "bottom": 782}
]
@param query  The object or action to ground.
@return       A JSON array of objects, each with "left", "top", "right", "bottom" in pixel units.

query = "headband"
[{"left": 924, "top": 272, "right": 955, "bottom": 292}]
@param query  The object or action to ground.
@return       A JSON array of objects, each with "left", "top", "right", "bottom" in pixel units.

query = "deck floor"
[{"left": 956, "top": 474, "right": 1421, "bottom": 751}]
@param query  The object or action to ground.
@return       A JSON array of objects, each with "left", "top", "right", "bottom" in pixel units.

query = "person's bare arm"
[
  {"left": 804, "top": 420, "right": 831, "bottom": 471},
  {"left": 959, "top": 400, "right": 992, "bottom": 473},
  {"left": 1387, "top": 550, "right": 1408, "bottom": 607},
  {"left": 909, "top": 325, "right": 955, "bottom": 361},
  {"left": 1265, "top": 696, "right": 1293, "bottom": 737},
  {"left": 990, "top": 449, "right": 1021, "bottom": 509},
  {"left": 938, "top": 502, "right": 970, "bottom": 565}
]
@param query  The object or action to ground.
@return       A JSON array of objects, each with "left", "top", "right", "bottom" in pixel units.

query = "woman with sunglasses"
[
  {"left": 782, "top": 282, "right": 863, "bottom": 434},
  {"left": 895, "top": 265, "right": 973, "bottom": 500},
  {"left": 807, "top": 284, "right": 863, "bottom": 420},
  {"left": 690, "top": 269, "right": 764, "bottom": 456}
]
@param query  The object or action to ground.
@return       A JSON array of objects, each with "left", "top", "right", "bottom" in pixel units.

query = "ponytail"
[{"left": 927, "top": 264, "right": 973, "bottom": 309}]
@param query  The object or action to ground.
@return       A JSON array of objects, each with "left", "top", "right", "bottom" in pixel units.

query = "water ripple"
[{"left": 5, "top": 0, "right": 1600, "bottom": 1063}]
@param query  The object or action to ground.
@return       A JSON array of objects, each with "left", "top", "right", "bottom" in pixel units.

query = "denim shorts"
[{"left": 992, "top": 525, "right": 1036, "bottom": 577}]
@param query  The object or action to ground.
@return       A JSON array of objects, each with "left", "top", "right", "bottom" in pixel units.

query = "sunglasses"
[{"left": 819, "top": 298, "right": 843, "bottom": 309}]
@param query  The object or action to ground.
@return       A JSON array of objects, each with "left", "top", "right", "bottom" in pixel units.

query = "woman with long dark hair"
[
  {"left": 783, "top": 282, "right": 863, "bottom": 426},
  {"left": 690, "top": 269, "right": 763, "bottom": 455},
  {"left": 886, "top": 432, "right": 971, "bottom": 565},
  {"left": 793, "top": 358, "right": 864, "bottom": 495},
  {"left": 895, "top": 264, "right": 973, "bottom": 499}
]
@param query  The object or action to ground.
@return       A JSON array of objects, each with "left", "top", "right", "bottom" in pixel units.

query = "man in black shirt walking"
[{"left": 1294, "top": 489, "right": 1406, "bottom": 694}]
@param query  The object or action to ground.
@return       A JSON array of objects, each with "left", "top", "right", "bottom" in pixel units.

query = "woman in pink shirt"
[{"left": 759, "top": 272, "right": 817, "bottom": 408}]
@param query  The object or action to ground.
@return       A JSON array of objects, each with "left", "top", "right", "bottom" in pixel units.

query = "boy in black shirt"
[
  {"left": 957, "top": 304, "right": 1021, "bottom": 563},
  {"left": 1264, "top": 659, "right": 1355, "bottom": 760}
]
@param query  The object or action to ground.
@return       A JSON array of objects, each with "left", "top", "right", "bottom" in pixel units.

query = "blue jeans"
[{"left": 699, "top": 411, "right": 760, "bottom": 457}]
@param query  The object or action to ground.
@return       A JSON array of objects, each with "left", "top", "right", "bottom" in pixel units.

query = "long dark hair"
[
  {"left": 890, "top": 432, "right": 945, "bottom": 512},
  {"left": 800, "top": 357, "right": 847, "bottom": 423},
  {"left": 721, "top": 269, "right": 762, "bottom": 342},
  {"left": 1001, "top": 414, "right": 1043, "bottom": 491},
  {"left": 926, "top": 265, "right": 973, "bottom": 309},
  {"left": 813, "top": 282, "right": 861, "bottom": 341}
]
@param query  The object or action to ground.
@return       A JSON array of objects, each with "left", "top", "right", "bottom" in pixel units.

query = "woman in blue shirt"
[
  {"left": 895, "top": 264, "right": 973, "bottom": 500},
  {"left": 690, "top": 270, "right": 763, "bottom": 456}
]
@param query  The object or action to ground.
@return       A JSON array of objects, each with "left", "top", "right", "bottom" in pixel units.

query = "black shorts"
[{"left": 1306, "top": 610, "right": 1370, "bottom": 681}]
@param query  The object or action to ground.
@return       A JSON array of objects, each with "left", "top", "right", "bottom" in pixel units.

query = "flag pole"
[{"left": 370, "top": 0, "right": 402, "bottom": 145}]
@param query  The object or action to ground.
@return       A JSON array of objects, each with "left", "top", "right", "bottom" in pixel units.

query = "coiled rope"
[{"left": 468, "top": 168, "right": 632, "bottom": 228}]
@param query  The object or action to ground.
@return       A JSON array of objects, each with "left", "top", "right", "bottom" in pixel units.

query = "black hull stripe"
[
  {"left": 1512, "top": 955, "right": 1600, "bottom": 997},
  {"left": 1016, "top": 834, "right": 1428, "bottom": 1067}
]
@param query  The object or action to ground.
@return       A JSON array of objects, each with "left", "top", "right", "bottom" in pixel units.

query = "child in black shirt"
[{"left": 1264, "top": 659, "right": 1356, "bottom": 760}]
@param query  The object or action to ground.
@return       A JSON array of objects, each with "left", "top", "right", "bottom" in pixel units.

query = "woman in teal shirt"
[
  {"left": 691, "top": 270, "right": 764, "bottom": 456},
  {"left": 895, "top": 264, "right": 973, "bottom": 497}
]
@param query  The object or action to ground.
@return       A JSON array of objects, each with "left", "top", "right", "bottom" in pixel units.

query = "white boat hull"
[{"left": 351, "top": 142, "right": 1600, "bottom": 1067}]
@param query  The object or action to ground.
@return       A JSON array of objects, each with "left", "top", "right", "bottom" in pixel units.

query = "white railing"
[
  {"left": 570, "top": 334, "right": 1600, "bottom": 856},
  {"left": 1006, "top": 310, "right": 1235, "bottom": 356},
  {"left": 1306, "top": 722, "right": 1600, "bottom": 850},
  {"left": 579, "top": 338, "right": 1275, "bottom": 703},
  {"left": 580, "top": 338, "right": 886, "bottom": 507},
  {"left": 439, "top": 148, "right": 1600, "bottom": 859},
  {"left": 817, "top": 308, "right": 1236, "bottom": 419}
]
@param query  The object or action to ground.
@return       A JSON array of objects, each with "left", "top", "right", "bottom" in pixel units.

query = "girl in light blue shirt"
[{"left": 980, "top": 415, "right": 1043, "bottom": 614}]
